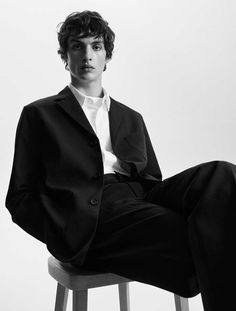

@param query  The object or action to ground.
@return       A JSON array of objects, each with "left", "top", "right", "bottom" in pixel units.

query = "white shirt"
[{"left": 69, "top": 84, "right": 128, "bottom": 176}]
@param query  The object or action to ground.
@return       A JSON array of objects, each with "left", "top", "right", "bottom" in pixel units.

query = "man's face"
[{"left": 66, "top": 35, "right": 109, "bottom": 86}]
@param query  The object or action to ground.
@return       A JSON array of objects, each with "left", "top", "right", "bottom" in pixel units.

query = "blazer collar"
[
  {"left": 55, "top": 86, "right": 123, "bottom": 144},
  {"left": 55, "top": 86, "right": 95, "bottom": 136},
  {"left": 68, "top": 83, "right": 111, "bottom": 111}
]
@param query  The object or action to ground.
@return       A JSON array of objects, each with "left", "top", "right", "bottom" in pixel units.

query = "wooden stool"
[{"left": 48, "top": 256, "right": 189, "bottom": 311}]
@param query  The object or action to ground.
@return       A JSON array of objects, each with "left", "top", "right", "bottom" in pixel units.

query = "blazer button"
[
  {"left": 90, "top": 198, "right": 98, "bottom": 205},
  {"left": 92, "top": 173, "right": 102, "bottom": 180}
]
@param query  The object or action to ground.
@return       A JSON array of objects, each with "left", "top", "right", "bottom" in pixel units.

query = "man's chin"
[{"left": 79, "top": 73, "right": 101, "bottom": 82}]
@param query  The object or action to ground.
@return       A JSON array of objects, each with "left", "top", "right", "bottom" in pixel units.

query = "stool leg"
[
  {"left": 54, "top": 283, "right": 69, "bottom": 311},
  {"left": 174, "top": 294, "right": 189, "bottom": 311},
  {"left": 73, "top": 289, "right": 88, "bottom": 311},
  {"left": 118, "top": 282, "right": 130, "bottom": 311}
]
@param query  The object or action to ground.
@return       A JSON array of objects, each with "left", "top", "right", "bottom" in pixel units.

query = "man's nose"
[{"left": 82, "top": 46, "right": 92, "bottom": 62}]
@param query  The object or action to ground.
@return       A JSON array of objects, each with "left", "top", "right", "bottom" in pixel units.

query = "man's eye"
[
  {"left": 93, "top": 45, "right": 102, "bottom": 50},
  {"left": 72, "top": 44, "right": 82, "bottom": 50}
]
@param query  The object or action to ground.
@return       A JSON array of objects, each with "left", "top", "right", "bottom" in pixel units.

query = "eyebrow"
[{"left": 69, "top": 38, "right": 104, "bottom": 44}]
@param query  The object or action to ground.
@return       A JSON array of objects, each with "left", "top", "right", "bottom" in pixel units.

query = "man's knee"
[
  {"left": 197, "top": 160, "right": 235, "bottom": 182},
  {"left": 209, "top": 160, "right": 235, "bottom": 182},
  {"left": 215, "top": 160, "right": 235, "bottom": 173},
  {"left": 202, "top": 159, "right": 234, "bottom": 170}
]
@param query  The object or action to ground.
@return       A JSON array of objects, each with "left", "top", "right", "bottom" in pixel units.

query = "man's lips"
[{"left": 81, "top": 65, "right": 95, "bottom": 69}]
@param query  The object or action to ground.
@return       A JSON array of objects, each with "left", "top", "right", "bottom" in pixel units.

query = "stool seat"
[
  {"left": 48, "top": 256, "right": 189, "bottom": 311},
  {"left": 48, "top": 256, "right": 132, "bottom": 290}
]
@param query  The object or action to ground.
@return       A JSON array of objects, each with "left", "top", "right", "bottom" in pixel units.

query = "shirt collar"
[{"left": 69, "top": 83, "right": 111, "bottom": 111}]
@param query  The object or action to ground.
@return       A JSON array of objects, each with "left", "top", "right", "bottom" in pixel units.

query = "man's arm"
[
  {"left": 141, "top": 115, "right": 162, "bottom": 182},
  {"left": 5, "top": 106, "right": 46, "bottom": 243}
]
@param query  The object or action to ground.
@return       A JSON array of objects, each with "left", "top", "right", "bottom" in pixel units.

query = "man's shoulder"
[
  {"left": 25, "top": 91, "right": 64, "bottom": 111},
  {"left": 110, "top": 96, "right": 142, "bottom": 118}
]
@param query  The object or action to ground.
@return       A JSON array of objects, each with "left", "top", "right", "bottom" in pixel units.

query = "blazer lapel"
[
  {"left": 109, "top": 97, "right": 124, "bottom": 149},
  {"left": 56, "top": 86, "right": 96, "bottom": 136},
  {"left": 55, "top": 88, "right": 125, "bottom": 150},
  {"left": 109, "top": 98, "right": 134, "bottom": 173}
]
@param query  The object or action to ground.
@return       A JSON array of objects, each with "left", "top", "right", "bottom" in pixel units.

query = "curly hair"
[{"left": 57, "top": 11, "right": 115, "bottom": 63}]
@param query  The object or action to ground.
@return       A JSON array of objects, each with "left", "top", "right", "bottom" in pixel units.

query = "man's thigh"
[
  {"left": 81, "top": 183, "right": 199, "bottom": 297},
  {"left": 145, "top": 160, "right": 236, "bottom": 217}
]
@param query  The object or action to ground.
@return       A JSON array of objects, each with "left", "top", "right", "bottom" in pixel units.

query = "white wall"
[{"left": 1, "top": 0, "right": 236, "bottom": 310}]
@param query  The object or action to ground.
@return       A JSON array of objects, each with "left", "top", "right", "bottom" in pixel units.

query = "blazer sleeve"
[
  {"left": 141, "top": 115, "right": 162, "bottom": 182},
  {"left": 5, "top": 106, "right": 46, "bottom": 243}
]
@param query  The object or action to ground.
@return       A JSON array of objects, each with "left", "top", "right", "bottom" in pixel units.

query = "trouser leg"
[
  {"left": 80, "top": 181, "right": 199, "bottom": 297},
  {"left": 145, "top": 160, "right": 236, "bottom": 310}
]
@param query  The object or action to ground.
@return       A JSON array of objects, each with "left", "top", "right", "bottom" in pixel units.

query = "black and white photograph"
[{"left": 1, "top": 1, "right": 236, "bottom": 310}]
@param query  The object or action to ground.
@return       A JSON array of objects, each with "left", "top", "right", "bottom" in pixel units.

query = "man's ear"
[
  {"left": 104, "top": 57, "right": 111, "bottom": 72},
  {"left": 106, "top": 57, "right": 111, "bottom": 64},
  {"left": 64, "top": 54, "right": 69, "bottom": 71},
  {"left": 65, "top": 61, "right": 69, "bottom": 71}
]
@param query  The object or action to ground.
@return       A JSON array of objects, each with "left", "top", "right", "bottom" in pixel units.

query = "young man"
[{"left": 6, "top": 11, "right": 236, "bottom": 310}]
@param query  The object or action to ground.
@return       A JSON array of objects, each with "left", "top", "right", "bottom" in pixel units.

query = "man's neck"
[{"left": 71, "top": 79, "right": 103, "bottom": 98}]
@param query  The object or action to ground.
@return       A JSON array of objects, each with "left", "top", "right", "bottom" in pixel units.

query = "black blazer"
[{"left": 6, "top": 86, "right": 162, "bottom": 265}]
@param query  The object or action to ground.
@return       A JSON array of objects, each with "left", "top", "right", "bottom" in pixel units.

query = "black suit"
[
  {"left": 5, "top": 86, "right": 161, "bottom": 263},
  {"left": 6, "top": 86, "right": 236, "bottom": 310}
]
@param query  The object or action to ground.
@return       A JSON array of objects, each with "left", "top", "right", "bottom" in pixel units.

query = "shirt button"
[
  {"left": 87, "top": 98, "right": 93, "bottom": 105},
  {"left": 90, "top": 198, "right": 98, "bottom": 205}
]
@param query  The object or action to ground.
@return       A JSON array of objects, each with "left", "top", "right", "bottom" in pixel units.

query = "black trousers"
[{"left": 75, "top": 161, "right": 236, "bottom": 311}]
